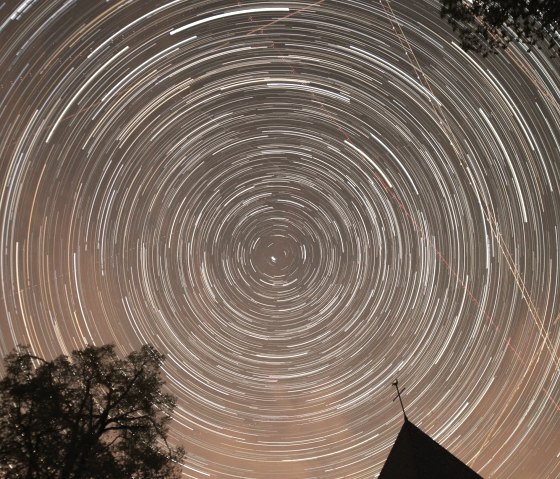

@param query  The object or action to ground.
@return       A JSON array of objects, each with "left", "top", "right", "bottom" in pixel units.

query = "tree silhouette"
[
  {"left": 0, "top": 344, "right": 184, "bottom": 479},
  {"left": 440, "top": 0, "right": 560, "bottom": 56}
]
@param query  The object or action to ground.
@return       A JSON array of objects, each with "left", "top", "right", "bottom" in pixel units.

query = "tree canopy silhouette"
[
  {"left": 0, "top": 344, "right": 184, "bottom": 479},
  {"left": 440, "top": 0, "right": 560, "bottom": 56}
]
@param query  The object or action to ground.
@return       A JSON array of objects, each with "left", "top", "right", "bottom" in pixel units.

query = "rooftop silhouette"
[{"left": 379, "top": 418, "right": 483, "bottom": 478}]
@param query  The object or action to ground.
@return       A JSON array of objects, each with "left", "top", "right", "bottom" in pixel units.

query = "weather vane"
[{"left": 392, "top": 379, "right": 408, "bottom": 422}]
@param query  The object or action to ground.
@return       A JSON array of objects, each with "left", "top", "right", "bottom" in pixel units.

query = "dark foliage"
[
  {"left": 440, "top": 0, "right": 560, "bottom": 56},
  {"left": 0, "top": 344, "right": 184, "bottom": 479}
]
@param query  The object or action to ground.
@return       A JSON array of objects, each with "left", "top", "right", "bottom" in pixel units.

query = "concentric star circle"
[{"left": 0, "top": 1, "right": 559, "bottom": 478}]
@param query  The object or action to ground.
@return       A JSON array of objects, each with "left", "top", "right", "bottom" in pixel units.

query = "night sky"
[{"left": 1, "top": 1, "right": 559, "bottom": 478}]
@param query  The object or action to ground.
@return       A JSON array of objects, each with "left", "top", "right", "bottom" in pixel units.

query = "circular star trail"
[{"left": 0, "top": 1, "right": 559, "bottom": 478}]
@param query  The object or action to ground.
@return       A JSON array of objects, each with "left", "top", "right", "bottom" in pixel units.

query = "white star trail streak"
[{"left": 0, "top": 1, "right": 559, "bottom": 478}]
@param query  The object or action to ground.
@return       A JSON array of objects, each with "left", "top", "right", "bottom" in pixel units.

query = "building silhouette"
[{"left": 379, "top": 418, "right": 483, "bottom": 478}]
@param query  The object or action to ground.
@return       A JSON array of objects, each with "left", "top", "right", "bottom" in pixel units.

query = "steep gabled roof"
[{"left": 379, "top": 419, "right": 483, "bottom": 478}]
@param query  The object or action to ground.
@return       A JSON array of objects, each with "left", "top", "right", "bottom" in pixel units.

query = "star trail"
[{"left": 0, "top": 1, "right": 559, "bottom": 478}]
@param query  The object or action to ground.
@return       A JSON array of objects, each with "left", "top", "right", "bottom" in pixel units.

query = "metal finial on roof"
[{"left": 392, "top": 379, "right": 408, "bottom": 422}]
